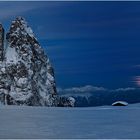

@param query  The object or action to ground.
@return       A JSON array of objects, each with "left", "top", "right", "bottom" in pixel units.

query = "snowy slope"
[{"left": 0, "top": 104, "right": 140, "bottom": 139}]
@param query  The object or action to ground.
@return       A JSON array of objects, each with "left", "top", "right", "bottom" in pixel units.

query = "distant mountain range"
[{"left": 58, "top": 85, "right": 140, "bottom": 107}]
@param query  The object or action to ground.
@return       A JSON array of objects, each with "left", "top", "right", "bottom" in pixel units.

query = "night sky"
[{"left": 0, "top": 1, "right": 140, "bottom": 89}]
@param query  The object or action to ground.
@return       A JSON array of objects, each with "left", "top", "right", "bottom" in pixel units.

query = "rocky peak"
[
  {"left": 7, "top": 17, "right": 37, "bottom": 47},
  {"left": 0, "top": 17, "right": 58, "bottom": 106}
]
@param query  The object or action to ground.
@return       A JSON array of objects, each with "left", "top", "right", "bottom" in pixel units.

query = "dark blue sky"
[{"left": 0, "top": 1, "right": 140, "bottom": 89}]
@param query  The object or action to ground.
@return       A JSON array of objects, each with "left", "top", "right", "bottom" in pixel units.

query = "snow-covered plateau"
[{"left": 0, "top": 103, "right": 140, "bottom": 139}]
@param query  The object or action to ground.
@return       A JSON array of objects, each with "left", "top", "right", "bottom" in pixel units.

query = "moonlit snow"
[{"left": 0, "top": 104, "right": 140, "bottom": 139}]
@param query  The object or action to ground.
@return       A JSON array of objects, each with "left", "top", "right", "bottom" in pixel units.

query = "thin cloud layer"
[
  {"left": 0, "top": 2, "right": 62, "bottom": 21},
  {"left": 57, "top": 85, "right": 136, "bottom": 95},
  {"left": 0, "top": 3, "right": 40, "bottom": 20}
]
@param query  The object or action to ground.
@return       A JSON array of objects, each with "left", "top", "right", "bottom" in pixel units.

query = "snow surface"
[{"left": 0, "top": 104, "right": 140, "bottom": 138}]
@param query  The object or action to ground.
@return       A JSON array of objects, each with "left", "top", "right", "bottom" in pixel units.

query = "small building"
[{"left": 112, "top": 101, "right": 128, "bottom": 106}]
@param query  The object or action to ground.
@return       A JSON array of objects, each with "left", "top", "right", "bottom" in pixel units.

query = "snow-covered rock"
[
  {"left": 58, "top": 96, "right": 75, "bottom": 107},
  {"left": 0, "top": 17, "right": 58, "bottom": 106},
  {"left": 68, "top": 97, "right": 75, "bottom": 107}
]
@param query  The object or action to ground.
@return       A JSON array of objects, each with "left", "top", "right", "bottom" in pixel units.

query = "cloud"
[
  {"left": 113, "top": 87, "right": 136, "bottom": 92},
  {"left": 0, "top": 2, "right": 41, "bottom": 20},
  {"left": 0, "top": 2, "right": 63, "bottom": 21},
  {"left": 133, "top": 76, "right": 140, "bottom": 87},
  {"left": 57, "top": 85, "right": 137, "bottom": 96},
  {"left": 57, "top": 85, "right": 106, "bottom": 94}
]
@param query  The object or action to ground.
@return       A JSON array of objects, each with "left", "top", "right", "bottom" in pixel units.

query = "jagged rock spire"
[{"left": 0, "top": 17, "right": 58, "bottom": 106}]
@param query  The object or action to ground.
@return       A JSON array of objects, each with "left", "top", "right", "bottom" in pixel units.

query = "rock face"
[
  {"left": 0, "top": 17, "right": 57, "bottom": 106},
  {"left": 0, "top": 24, "right": 4, "bottom": 61},
  {"left": 58, "top": 96, "right": 75, "bottom": 107}
]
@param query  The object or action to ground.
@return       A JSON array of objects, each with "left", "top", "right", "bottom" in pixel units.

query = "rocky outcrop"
[
  {"left": 58, "top": 96, "right": 75, "bottom": 107},
  {"left": 0, "top": 17, "right": 58, "bottom": 106},
  {"left": 0, "top": 24, "right": 4, "bottom": 61}
]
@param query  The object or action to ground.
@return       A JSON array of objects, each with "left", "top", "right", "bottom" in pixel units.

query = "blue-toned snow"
[{"left": 0, "top": 104, "right": 140, "bottom": 139}]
